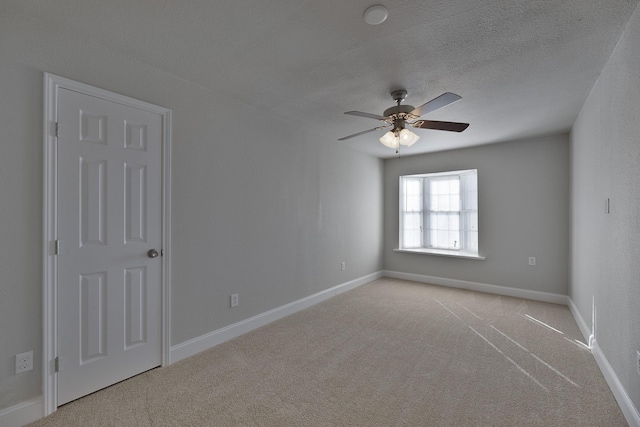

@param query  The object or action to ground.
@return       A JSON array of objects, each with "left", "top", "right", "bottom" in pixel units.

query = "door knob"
[{"left": 147, "top": 249, "right": 159, "bottom": 258}]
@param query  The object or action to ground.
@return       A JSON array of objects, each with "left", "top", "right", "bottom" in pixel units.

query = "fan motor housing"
[{"left": 383, "top": 104, "right": 415, "bottom": 118}]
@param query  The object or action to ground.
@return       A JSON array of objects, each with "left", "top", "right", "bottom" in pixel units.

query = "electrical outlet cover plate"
[{"left": 16, "top": 351, "right": 33, "bottom": 374}]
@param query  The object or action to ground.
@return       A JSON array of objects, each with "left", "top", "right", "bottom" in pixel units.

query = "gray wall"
[
  {"left": 0, "top": 7, "right": 383, "bottom": 410},
  {"left": 570, "top": 1, "right": 640, "bottom": 411},
  {"left": 384, "top": 135, "right": 570, "bottom": 295}
]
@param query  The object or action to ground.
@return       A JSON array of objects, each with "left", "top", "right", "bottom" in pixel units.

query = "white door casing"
[{"left": 43, "top": 74, "right": 172, "bottom": 414}]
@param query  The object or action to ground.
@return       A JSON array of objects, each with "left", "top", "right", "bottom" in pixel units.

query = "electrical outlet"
[
  {"left": 231, "top": 293, "right": 239, "bottom": 308},
  {"left": 528, "top": 257, "right": 536, "bottom": 266},
  {"left": 341, "top": 262, "right": 346, "bottom": 271},
  {"left": 636, "top": 351, "right": 640, "bottom": 376},
  {"left": 15, "top": 351, "right": 33, "bottom": 374}
]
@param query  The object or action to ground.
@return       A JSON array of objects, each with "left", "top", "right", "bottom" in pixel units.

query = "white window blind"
[
  {"left": 401, "top": 178, "right": 423, "bottom": 248},
  {"left": 399, "top": 169, "right": 479, "bottom": 255}
]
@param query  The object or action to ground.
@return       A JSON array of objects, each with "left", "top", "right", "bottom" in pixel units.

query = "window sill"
[{"left": 394, "top": 248, "right": 486, "bottom": 260}]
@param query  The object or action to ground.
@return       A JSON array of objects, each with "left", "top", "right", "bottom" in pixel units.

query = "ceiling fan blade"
[
  {"left": 410, "top": 92, "right": 462, "bottom": 118},
  {"left": 338, "top": 125, "right": 390, "bottom": 141},
  {"left": 344, "top": 111, "right": 389, "bottom": 121},
  {"left": 412, "top": 120, "right": 469, "bottom": 132}
]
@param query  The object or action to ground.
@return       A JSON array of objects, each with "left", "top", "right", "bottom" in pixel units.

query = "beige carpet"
[{"left": 29, "top": 278, "right": 627, "bottom": 426}]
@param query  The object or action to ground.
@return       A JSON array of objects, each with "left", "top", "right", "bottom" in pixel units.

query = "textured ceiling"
[{"left": 4, "top": 0, "right": 639, "bottom": 158}]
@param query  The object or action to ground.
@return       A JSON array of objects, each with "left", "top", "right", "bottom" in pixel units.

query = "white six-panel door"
[{"left": 56, "top": 87, "right": 163, "bottom": 405}]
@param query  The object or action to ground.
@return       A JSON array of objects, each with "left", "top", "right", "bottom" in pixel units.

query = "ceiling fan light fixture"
[
  {"left": 338, "top": 90, "right": 468, "bottom": 151},
  {"left": 379, "top": 131, "right": 399, "bottom": 148},
  {"left": 399, "top": 128, "right": 420, "bottom": 147}
]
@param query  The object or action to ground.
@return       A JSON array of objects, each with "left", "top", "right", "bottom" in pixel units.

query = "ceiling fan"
[{"left": 338, "top": 90, "right": 469, "bottom": 152}]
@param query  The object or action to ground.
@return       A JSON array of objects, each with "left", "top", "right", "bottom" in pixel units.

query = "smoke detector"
[{"left": 363, "top": 5, "right": 388, "bottom": 25}]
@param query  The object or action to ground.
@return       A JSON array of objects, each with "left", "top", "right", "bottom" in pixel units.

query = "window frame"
[{"left": 397, "top": 169, "right": 484, "bottom": 260}]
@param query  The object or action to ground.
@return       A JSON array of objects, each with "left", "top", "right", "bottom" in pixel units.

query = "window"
[{"left": 398, "top": 169, "right": 481, "bottom": 259}]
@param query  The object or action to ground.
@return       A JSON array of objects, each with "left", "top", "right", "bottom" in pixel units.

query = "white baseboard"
[
  {"left": 591, "top": 340, "right": 640, "bottom": 427},
  {"left": 170, "top": 271, "right": 382, "bottom": 363},
  {"left": 382, "top": 270, "right": 569, "bottom": 305},
  {"left": 567, "top": 297, "right": 593, "bottom": 345},
  {"left": 0, "top": 396, "right": 43, "bottom": 427},
  {"left": 12, "top": 271, "right": 636, "bottom": 427}
]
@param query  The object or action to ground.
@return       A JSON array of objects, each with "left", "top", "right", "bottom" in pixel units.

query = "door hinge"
[
  {"left": 55, "top": 240, "right": 60, "bottom": 255},
  {"left": 55, "top": 122, "right": 59, "bottom": 138},
  {"left": 54, "top": 357, "right": 59, "bottom": 372}
]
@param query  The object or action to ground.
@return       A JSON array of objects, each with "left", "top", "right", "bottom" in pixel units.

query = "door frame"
[{"left": 42, "top": 73, "right": 172, "bottom": 416}]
